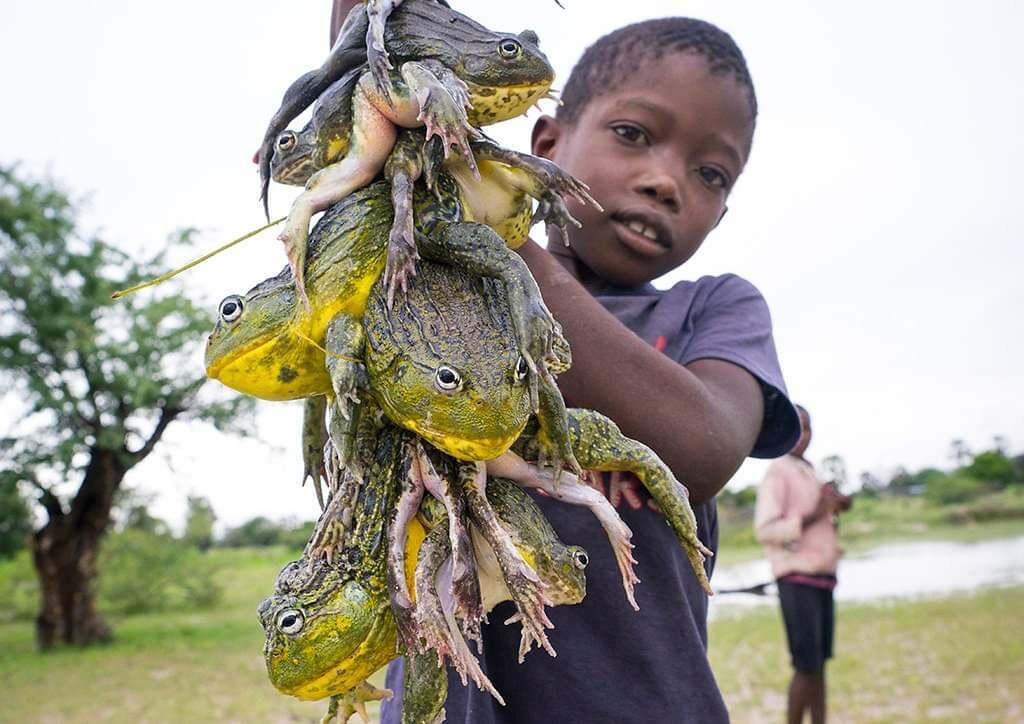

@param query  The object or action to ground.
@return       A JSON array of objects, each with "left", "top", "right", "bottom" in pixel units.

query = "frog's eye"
[
  {"left": 498, "top": 38, "right": 523, "bottom": 59},
  {"left": 276, "top": 608, "right": 304, "bottom": 635},
  {"left": 571, "top": 548, "right": 589, "bottom": 569},
  {"left": 434, "top": 365, "right": 461, "bottom": 392},
  {"left": 218, "top": 295, "right": 244, "bottom": 323},
  {"left": 515, "top": 355, "right": 530, "bottom": 381},
  {"left": 276, "top": 131, "right": 297, "bottom": 152}
]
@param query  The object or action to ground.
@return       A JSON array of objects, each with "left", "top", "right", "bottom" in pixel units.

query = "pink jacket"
[{"left": 754, "top": 455, "right": 842, "bottom": 578}]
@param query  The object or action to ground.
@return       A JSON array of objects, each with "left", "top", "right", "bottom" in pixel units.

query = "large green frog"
[{"left": 259, "top": 0, "right": 555, "bottom": 308}]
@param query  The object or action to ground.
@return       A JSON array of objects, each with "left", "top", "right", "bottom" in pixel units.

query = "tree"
[
  {"left": 184, "top": 495, "right": 217, "bottom": 551},
  {"left": 965, "top": 449, "right": 1020, "bottom": 488},
  {"left": 0, "top": 166, "right": 253, "bottom": 649},
  {"left": 949, "top": 438, "right": 972, "bottom": 467}
]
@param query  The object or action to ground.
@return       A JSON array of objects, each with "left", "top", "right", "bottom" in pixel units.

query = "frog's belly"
[{"left": 452, "top": 161, "right": 532, "bottom": 249}]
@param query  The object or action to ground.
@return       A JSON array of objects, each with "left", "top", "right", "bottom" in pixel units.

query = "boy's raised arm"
[{"left": 518, "top": 239, "right": 764, "bottom": 505}]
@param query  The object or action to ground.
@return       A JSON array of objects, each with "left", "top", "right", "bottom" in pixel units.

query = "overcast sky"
[{"left": 2, "top": 1, "right": 1021, "bottom": 530}]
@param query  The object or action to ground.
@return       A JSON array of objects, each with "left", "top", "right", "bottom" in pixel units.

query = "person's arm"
[
  {"left": 754, "top": 467, "right": 800, "bottom": 546},
  {"left": 330, "top": 0, "right": 362, "bottom": 47},
  {"left": 518, "top": 240, "right": 763, "bottom": 505}
]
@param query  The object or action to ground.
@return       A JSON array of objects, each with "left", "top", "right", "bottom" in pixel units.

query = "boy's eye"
[
  {"left": 610, "top": 123, "right": 649, "bottom": 145},
  {"left": 697, "top": 166, "right": 730, "bottom": 190}
]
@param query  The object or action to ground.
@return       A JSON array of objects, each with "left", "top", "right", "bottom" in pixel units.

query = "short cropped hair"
[{"left": 557, "top": 18, "right": 757, "bottom": 128}]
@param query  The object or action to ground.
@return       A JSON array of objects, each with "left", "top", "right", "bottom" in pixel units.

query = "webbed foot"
[{"left": 385, "top": 225, "right": 420, "bottom": 307}]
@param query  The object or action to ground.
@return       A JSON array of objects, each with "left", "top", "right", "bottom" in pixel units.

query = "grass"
[
  {"left": 710, "top": 586, "right": 1024, "bottom": 723},
  {"left": 2, "top": 505, "right": 1022, "bottom": 723}
]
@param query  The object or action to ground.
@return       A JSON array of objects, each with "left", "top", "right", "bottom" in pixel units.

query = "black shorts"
[{"left": 777, "top": 577, "right": 835, "bottom": 673}]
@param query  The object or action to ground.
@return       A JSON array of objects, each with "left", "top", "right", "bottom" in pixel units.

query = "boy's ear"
[
  {"left": 713, "top": 205, "right": 729, "bottom": 230},
  {"left": 531, "top": 115, "right": 561, "bottom": 160}
]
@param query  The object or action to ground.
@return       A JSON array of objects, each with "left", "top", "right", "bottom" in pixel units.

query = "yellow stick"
[{"left": 111, "top": 216, "right": 286, "bottom": 299}]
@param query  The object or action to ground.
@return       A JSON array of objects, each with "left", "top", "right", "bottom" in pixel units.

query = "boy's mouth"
[{"left": 609, "top": 209, "right": 672, "bottom": 257}]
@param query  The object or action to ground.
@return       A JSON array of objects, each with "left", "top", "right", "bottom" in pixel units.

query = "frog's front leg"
[
  {"left": 325, "top": 314, "right": 369, "bottom": 470},
  {"left": 413, "top": 441, "right": 482, "bottom": 634},
  {"left": 403, "top": 650, "right": 448, "bottom": 724},
  {"left": 487, "top": 450, "right": 640, "bottom": 611},
  {"left": 302, "top": 395, "right": 330, "bottom": 509},
  {"left": 386, "top": 436, "right": 426, "bottom": 651},
  {"left": 304, "top": 465, "right": 361, "bottom": 570},
  {"left": 533, "top": 368, "right": 581, "bottom": 486},
  {"left": 561, "top": 408, "right": 714, "bottom": 595},
  {"left": 398, "top": 59, "right": 480, "bottom": 175},
  {"left": 364, "top": 0, "right": 404, "bottom": 103},
  {"left": 471, "top": 139, "right": 602, "bottom": 244},
  {"left": 458, "top": 460, "right": 554, "bottom": 662},
  {"left": 321, "top": 680, "right": 393, "bottom": 724},
  {"left": 279, "top": 86, "right": 399, "bottom": 310},
  {"left": 383, "top": 131, "right": 428, "bottom": 303}
]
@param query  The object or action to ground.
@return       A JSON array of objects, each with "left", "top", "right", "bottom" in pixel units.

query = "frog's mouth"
[
  {"left": 406, "top": 418, "right": 526, "bottom": 462},
  {"left": 466, "top": 79, "right": 553, "bottom": 125}
]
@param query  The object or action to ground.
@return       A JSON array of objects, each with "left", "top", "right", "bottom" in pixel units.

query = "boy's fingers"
[{"left": 609, "top": 471, "right": 644, "bottom": 510}]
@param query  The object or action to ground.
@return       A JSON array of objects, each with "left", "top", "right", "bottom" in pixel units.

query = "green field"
[{"left": 2, "top": 525, "right": 1023, "bottom": 722}]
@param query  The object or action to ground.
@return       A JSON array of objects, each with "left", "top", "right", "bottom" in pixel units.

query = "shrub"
[
  {"left": 98, "top": 529, "right": 222, "bottom": 615},
  {"left": 924, "top": 474, "right": 988, "bottom": 505},
  {"left": 0, "top": 551, "right": 39, "bottom": 623}
]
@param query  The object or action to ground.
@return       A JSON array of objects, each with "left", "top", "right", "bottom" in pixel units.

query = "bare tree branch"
[{"left": 127, "top": 405, "right": 182, "bottom": 466}]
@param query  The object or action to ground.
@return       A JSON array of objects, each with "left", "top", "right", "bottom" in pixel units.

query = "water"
[{"left": 709, "top": 535, "right": 1024, "bottom": 615}]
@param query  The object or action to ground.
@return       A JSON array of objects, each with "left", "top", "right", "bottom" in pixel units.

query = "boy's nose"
[{"left": 635, "top": 175, "right": 681, "bottom": 212}]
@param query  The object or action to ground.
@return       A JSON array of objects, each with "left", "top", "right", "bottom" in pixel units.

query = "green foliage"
[
  {"left": 964, "top": 450, "right": 1021, "bottom": 488},
  {"left": 97, "top": 530, "right": 222, "bottom": 615},
  {"left": 220, "top": 517, "right": 314, "bottom": 550},
  {"left": 924, "top": 473, "right": 989, "bottom": 505},
  {"left": 0, "top": 164, "right": 254, "bottom": 519},
  {"left": 0, "top": 552, "right": 39, "bottom": 623},
  {"left": 184, "top": 495, "right": 217, "bottom": 551},
  {"left": 0, "top": 480, "right": 32, "bottom": 558}
]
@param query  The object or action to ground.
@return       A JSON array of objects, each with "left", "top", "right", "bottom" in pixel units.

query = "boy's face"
[{"left": 532, "top": 52, "right": 753, "bottom": 287}]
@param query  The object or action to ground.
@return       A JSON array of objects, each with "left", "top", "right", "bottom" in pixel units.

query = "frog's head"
[
  {"left": 364, "top": 265, "right": 533, "bottom": 461},
  {"left": 388, "top": 2, "right": 554, "bottom": 124},
  {"left": 489, "top": 478, "right": 588, "bottom": 605},
  {"left": 270, "top": 124, "right": 317, "bottom": 187},
  {"left": 259, "top": 560, "right": 395, "bottom": 700},
  {"left": 204, "top": 274, "right": 321, "bottom": 400}
]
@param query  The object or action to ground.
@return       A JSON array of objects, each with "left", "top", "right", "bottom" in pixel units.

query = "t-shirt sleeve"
[{"left": 671, "top": 274, "right": 800, "bottom": 458}]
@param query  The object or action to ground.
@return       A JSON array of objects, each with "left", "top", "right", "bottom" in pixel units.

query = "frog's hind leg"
[
  {"left": 486, "top": 450, "right": 640, "bottom": 611},
  {"left": 458, "top": 461, "right": 555, "bottom": 662},
  {"left": 324, "top": 313, "right": 369, "bottom": 471},
  {"left": 566, "top": 409, "right": 713, "bottom": 594},
  {"left": 279, "top": 88, "right": 399, "bottom": 309},
  {"left": 386, "top": 435, "right": 426, "bottom": 651},
  {"left": 413, "top": 442, "right": 483, "bottom": 635},
  {"left": 402, "top": 650, "right": 448, "bottom": 724}
]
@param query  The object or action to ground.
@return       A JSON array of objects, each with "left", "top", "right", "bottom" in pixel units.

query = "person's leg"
[{"left": 778, "top": 580, "right": 826, "bottom": 724}]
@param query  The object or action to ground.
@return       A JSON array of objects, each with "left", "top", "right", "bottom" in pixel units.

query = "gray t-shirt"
[{"left": 381, "top": 273, "right": 799, "bottom": 724}]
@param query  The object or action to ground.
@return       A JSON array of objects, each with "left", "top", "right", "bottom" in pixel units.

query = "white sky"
[{"left": 2, "top": 1, "right": 1021, "bottom": 530}]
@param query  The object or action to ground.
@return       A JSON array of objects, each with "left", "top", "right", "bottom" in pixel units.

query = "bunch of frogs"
[
  {"left": 259, "top": 424, "right": 589, "bottom": 723},
  {"left": 254, "top": 0, "right": 585, "bottom": 309}
]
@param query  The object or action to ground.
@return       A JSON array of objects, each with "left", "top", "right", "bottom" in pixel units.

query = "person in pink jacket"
[{"left": 755, "top": 404, "right": 852, "bottom": 724}]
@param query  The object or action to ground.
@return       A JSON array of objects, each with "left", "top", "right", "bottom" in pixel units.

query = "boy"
[{"left": 326, "top": 6, "right": 799, "bottom": 721}]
